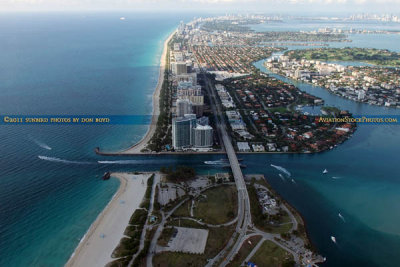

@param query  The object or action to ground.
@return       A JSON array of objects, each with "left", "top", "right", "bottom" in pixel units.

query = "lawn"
[
  {"left": 227, "top": 235, "right": 263, "bottom": 267},
  {"left": 250, "top": 240, "right": 295, "bottom": 267},
  {"left": 173, "top": 199, "right": 191, "bottom": 217},
  {"left": 194, "top": 185, "right": 238, "bottom": 225}
]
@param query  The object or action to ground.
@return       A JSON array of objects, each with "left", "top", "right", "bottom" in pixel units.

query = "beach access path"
[{"left": 65, "top": 173, "right": 151, "bottom": 267}]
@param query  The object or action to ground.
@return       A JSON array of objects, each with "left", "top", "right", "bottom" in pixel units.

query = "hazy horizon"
[{"left": 1, "top": 0, "right": 400, "bottom": 14}]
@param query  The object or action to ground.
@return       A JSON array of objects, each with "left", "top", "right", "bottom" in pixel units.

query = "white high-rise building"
[
  {"left": 193, "top": 124, "right": 213, "bottom": 148},
  {"left": 172, "top": 114, "right": 197, "bottom": 149},
  {"left": 176, "top": 99, "right": 193, "bottom": 117},
  {"left": 357, "top": 90, "right": 366, "bottom": 101}
]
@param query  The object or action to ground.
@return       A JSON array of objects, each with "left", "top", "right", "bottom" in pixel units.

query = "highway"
[{"left": 202, "top": 73, "right": 252, "bottom": 266}]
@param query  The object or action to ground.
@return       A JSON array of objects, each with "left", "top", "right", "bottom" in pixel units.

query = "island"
[
  {"left": 83, "top": 169, "right": 325, "bottom": 267},
  {"left": 265, "top": 48, "right": 400, "bottom": 107}
]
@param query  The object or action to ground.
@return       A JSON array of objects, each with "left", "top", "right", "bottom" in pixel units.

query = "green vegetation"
[
  {"left": 250, "top": 240, "right": 295, "bottom": 267},
  {"left": 140, "top": 174, "right": 155, "bottom": 208},
  {"left": 287, "top": 47, "right": 400, "bottom": 67},
  {"left": 194, "top": 185, "right": 237, "bottom": 225},
  {"left": 227, "top": 235, "right": 263, "bottom": 267},
  {"left": 157, "top": 227, "right": 175, "bottom": 246},
  {"left": 109, "top": 175, "right": 155, "bottom": 266},
  {"left": 258, "top": 31, "right": 347, "bottom": 43},
  {"left": 202, "top": 19, "right": 262, "bottom": 32},
  {"left": 167, "top": 218, "right": 207, "bottom": 229},
  {"left": 247, "top": 184, "right": 292, "bottom": 234},
  {"left": 153, "top": 225, "right": 235, "bottom": 267},
  {"left": 321, "top": 106, "right": 341, "bottom": 115},
  {"left": 145, "top": 37, "right": 174, "bottom": 152},
  {"left": 173, "top": 199, "right": 191, "bottom": 217},
  {"left": 109, "top": 209, "right": 147, "bottom": 264},
  {"left": 160, "top": 166, "right": 196, "bottom": 182}
]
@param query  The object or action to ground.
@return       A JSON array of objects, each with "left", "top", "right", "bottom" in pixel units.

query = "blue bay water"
[{"left": 0, "top": 13, "right": 400, "bottom": 267}]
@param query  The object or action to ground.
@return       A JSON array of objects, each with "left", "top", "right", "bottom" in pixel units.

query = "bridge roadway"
[{"left": 202, "top": 73, "right": 252, "bottom": 266}]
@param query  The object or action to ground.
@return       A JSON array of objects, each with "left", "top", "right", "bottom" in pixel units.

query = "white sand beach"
[
  {"left": 65, "top": 173, "right": 151, "bottom": 267},
  {"left": 119, "top": 30, "right": 176, "bottom": 154}
]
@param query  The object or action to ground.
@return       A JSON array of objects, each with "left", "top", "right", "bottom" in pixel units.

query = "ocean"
[{"left": 0, "top": 12, "right": 400, "bottom": 267}]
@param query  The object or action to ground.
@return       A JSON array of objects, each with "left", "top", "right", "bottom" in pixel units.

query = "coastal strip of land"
[
  {"left": 115, "top": 30, "right": 175, "bottom": 154},
  {"left": 65, "top": 173, "right": 151, "bottom": 267}
]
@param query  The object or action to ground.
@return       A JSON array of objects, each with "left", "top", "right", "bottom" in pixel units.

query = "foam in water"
[
  {"left": 338, "top": 213, "right": 346, "bottom": 223},
  {"left": 30, "top": 137, "right": 52, "bottom": 150},
  {"left": 38, "top": 156, "right": 94, "bottom": 164},
  {"left": 270, "top": 164, "right": 291, "bottom": 177},
  {"left": 278, "top": 173, "right": 286, "bottom": 181},
  {"left": 98, "top": 160, "right": 141, "bottom": 164},
  {"left": 291, "top": 178, "right": 296, "bottom": 184}
]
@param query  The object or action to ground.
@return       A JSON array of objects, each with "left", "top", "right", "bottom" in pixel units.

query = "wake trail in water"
[
  {"left": 338, "top": 213, "right": 346, "bottom": 223},
  {"left": 270, "top": 164, "right": 291, "bottom": 177},
  {"left": 332, "top": 176, "right": 342, "bottom": 180},
  {"left": 38, "top": 156, "right": 94, "bottom": 164},
  {"left": 98, "top": 160, "right": 142, "bottom": 164},
  {"left": 278, "top": 173, "right": 286, "bottom": 181},
  {"left": 30, "top": 138, "right": 52, "bottom": 150},
  {"left": 291, "top": 178, "right": 296, "bottom": 184}
]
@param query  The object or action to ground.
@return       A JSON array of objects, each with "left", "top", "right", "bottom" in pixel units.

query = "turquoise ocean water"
[{"left": 0, "top": 13, "right": 400, "bottom": 267}]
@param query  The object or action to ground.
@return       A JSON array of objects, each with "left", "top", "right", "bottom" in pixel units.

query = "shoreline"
[
  {"left": 101, "top": 30, "right": 176, "bottom": 155},
  {"left": 65, "top": 173, "right": 151, "bottom": 267}
]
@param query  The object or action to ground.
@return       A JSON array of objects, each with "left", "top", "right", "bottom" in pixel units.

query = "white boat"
[
  {"left": 120, "top": 17, "right": 126, "bottom": 20},
  {"left": 323, "top": 169, "right": 328, "bottom": 174},
  {"left": 331, "top": 236, "right": 336, "bottom": 243}
]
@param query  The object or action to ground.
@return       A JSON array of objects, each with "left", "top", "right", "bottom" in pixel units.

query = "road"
[
  {"left": 202, "top": 72, "right": 252, "bottom": 267},
  {"left": 146, "top": 198, "right": 188, "bottom": 267}
]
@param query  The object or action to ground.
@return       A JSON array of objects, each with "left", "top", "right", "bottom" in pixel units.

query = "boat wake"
[
  {"left": 98, "top": 160, "right": 142, "bottom": 164},
  {"left": 278, "top": 173, "right": 286, "bottom": 181},
  {"left": 31, "top": 138, "right": 52, "bottom": 150},
  {"left": 332, "top": 176, "right": 342, "bottom": 180},
  {"left": 291, "top": 178, "right": 296, "bottom": 184},
  {"left": 204, "top": 159, "right": 228, "bottom": 165},
  {"left": 38, "top": 155, "right": 93, "bottom": 164},
  {"left": 338, "top": 213, "right": 346, "bottom": 222},
  {"left": 270, "top": 164, "right": 291, "bottom": 177}
]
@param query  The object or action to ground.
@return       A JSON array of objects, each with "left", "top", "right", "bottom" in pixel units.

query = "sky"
[{"left": 1, "top": 0, "right": 400, "bottom": 13}]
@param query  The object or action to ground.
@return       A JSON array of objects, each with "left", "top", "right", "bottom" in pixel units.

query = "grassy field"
[
  {"left": 153, "top": 224, "right": 235, "bottom": 267},
  {"left": 166, "top": 218, "right": 208, "bottom": 229},
  {"left": 226, "top": 235, "right": 263, "bottom": 267},
  {"left": 173, "top": 199, "right": 191, "bottom": 217},
  {"left": 157, "top": 227, "right": 174, "bottom": 247},
  {"left": 250, "top": 240, "right": 295, "bottom": 267},
  {"left": 288, "top": 47, "right": 400, "bottom": 67},
  {"left": 194, "top": 185, "right": 238, "bottom": 225}
]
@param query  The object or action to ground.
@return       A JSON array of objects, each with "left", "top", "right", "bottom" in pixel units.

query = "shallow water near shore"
[{"left": 0, "top": 13, "right": 400, "bottom": 267}]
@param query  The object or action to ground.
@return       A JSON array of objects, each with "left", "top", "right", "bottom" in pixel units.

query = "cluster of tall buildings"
[{"left": 170, "top": 38, "right": 213, "bottom": 151}]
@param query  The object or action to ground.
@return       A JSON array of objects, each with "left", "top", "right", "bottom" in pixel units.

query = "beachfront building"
[
  {"left": 171, "top": 61, "right": 188, "bottom": 75},
  {"left": 176, "top": 98, "right": 193, "bottom": 117},
  {"left": 172, "top": 114, "right": 197, "bottom": 149},
  {"left": 193, "top": 124, "right": 213, "bottom": 148}
]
